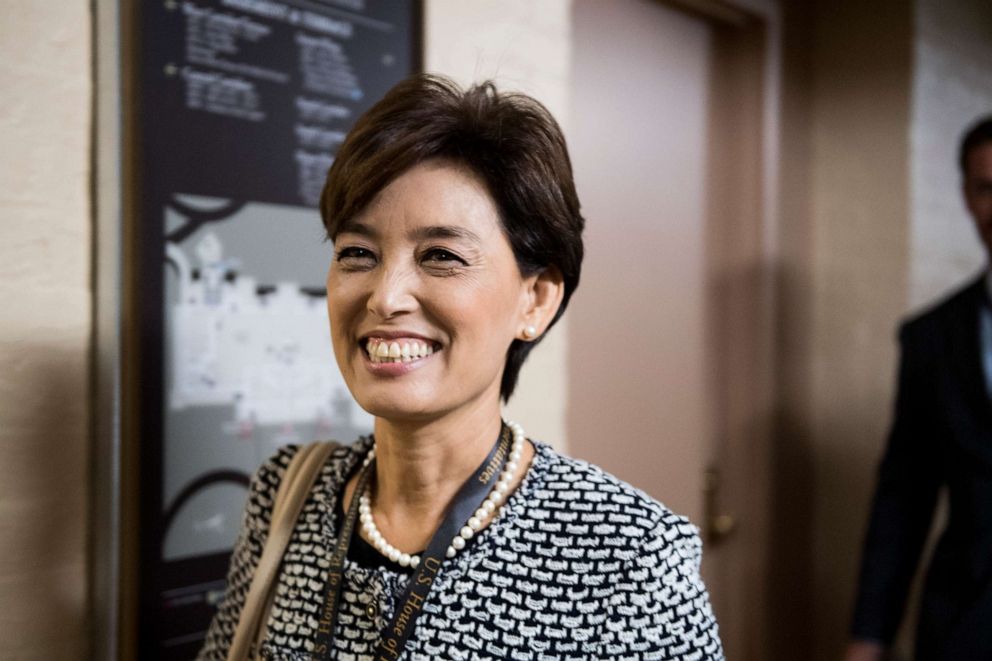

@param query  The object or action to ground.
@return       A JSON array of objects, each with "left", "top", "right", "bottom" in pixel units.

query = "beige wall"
[
  {"left": 775, "top": 1, "right": 914, "bottom": 659},
  {"left": 807, "top": 2, "right": 913, "bottom": 656},
  {"left": 423, "top": 0, "right": 573, "bottom": 450},
  {"left": 0, "top": 1, "right": 92, "bottom": 658},
  {"left": 909, "top": 0, "right": 992, "bottom": 308}
]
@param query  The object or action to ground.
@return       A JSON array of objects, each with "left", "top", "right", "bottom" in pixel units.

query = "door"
[{"left": 567, "top": 1, "right": 770, "bottom": 657}]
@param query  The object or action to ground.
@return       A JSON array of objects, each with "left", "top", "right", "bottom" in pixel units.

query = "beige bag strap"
[{"left": 226, "top": 441, "right": 339, "bottom": 661}]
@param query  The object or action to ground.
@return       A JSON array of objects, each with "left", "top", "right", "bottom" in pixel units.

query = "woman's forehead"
[{"left": 340, "top": 162, "right": 504, "bottom": 243}]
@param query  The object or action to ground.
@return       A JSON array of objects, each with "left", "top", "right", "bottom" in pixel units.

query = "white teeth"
[{"left": 365, "top": 338, "right": 438, "bottom": 363}]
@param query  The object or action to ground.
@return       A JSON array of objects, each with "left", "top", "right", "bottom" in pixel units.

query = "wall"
[
  {"left": 909, "top": 0, "right": 992, "bottom": 308},
  {"left": 776, "top": 1, "right": 914, "bottom": 659},
  {"left": 807, "top": 1, "right": 914, "bottom": 656},
  {"left": 423, "top": 0, "right": 573, "bottom": 450},
  {"left": 0, "top": 1, "right": 92, "bottom": 658}
]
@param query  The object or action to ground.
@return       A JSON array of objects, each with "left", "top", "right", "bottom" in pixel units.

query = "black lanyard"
[{"left": 312, "top": 424, "right": 512, "bottom": 660}]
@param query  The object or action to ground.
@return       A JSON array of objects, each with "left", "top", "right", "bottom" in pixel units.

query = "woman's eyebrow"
[
  {"left": 336, "top": 222, "right": 482, "bottom": 244},
  {"left": 412, "top": 225, "right": 482, "bottom": 243},
  {"left": 337, "top": 220, "right": 376, "bottom": 237}
]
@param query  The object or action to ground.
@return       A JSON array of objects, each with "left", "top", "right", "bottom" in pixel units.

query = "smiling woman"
[
  {"left": 198, "top": 75, "right": 724, "bottom": 660},
  {"left": 326, "top": 161, "right": 557, "bottom": 422}
]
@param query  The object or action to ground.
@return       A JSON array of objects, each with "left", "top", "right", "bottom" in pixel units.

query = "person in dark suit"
[{"left": 845, "top": 115, "right": 992, "bottom": 661}]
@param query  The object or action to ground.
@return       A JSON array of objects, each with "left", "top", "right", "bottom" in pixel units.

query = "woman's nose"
[{"left": 366, "top": 265, "right": 416, "bottom": 319}]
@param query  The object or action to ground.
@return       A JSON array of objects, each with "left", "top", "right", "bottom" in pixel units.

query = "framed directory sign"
[{"left": 126, "top": 1, "right": 420, "bottom": 655}]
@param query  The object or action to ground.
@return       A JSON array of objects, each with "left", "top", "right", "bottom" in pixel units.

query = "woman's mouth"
[{"left": 362, "top": 337, "right": 441, "bottom": 364}]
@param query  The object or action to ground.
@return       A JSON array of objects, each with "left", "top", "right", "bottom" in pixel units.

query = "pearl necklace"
[{"left": 357, "top": 421, "right": 527, "bottom": 569}]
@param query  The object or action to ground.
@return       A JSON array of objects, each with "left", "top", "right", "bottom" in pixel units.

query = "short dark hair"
[
  {"left": 960, "top": 114, "right": 992, "bottom": 176},
  {"left": 320, "top": 74, "right": 585, "bottom": 401}
]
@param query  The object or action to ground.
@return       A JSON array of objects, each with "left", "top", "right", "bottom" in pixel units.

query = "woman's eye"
[
  {"left": 335, "top": 246, "right": 376, "bottom": 265},
  {"left": 423, "top": 248, "right": 465, "bottom": 264}
]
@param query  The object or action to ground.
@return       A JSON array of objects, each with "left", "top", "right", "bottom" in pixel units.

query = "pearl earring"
[{"left": 523, "top": 325, "right": 538, "bottom": 339}]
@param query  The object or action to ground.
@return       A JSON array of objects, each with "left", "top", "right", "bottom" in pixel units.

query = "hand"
[{"left": 842, "top": 640, "right": 885, "bottom": 661}]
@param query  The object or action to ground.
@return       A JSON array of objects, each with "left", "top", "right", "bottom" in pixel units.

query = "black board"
[{"left": 129, "top": 1, "right": 420, "bottom": 656}]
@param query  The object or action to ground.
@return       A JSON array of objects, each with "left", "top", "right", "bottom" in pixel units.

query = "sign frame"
[{"left": 113, "top": 2, "right": 423, "bottom": 657}]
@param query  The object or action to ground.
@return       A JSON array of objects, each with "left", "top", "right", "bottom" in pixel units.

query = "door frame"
[{"left": 657, "top": 1, "right": 782, "bottom": 658}]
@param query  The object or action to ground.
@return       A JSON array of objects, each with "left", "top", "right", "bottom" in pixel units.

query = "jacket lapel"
[{"left": 946, "top": 276, "right": 992, "bottom": 431}]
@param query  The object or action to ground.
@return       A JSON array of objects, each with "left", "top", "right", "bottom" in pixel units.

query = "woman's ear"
[{"left": 518, "top": 266, "right": 565, "bottom": 340}]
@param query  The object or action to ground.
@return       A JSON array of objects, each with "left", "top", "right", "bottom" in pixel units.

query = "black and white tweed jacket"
[{"left": 199, "top": 438, "right": 724, "bottom": 660}]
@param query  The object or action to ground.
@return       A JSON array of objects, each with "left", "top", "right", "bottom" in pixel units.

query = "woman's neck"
[{"left": 355, "top": 400, "right": 506, "bottom": 552}]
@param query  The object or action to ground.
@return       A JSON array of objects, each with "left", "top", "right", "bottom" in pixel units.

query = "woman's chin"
[{"left": 354, "top": 390, "right": 442, "bottom": 422}]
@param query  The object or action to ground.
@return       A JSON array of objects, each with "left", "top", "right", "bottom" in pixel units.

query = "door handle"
[{"left": 704, "top": 466, "right": 737, "bottom": 543}]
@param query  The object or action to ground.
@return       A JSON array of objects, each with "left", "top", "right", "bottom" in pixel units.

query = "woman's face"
[{"left": 326, "top": 160, "right": 532, "bottom": 422}]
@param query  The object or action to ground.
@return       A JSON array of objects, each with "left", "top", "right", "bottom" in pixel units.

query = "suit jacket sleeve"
[{"left": 850, "top": 321, "right": 943, "bottom": 644}]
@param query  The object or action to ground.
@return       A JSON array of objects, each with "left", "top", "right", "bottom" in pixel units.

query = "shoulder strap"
[{"left": 226, "top": 441, "right": 339, "bottom": 661}]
